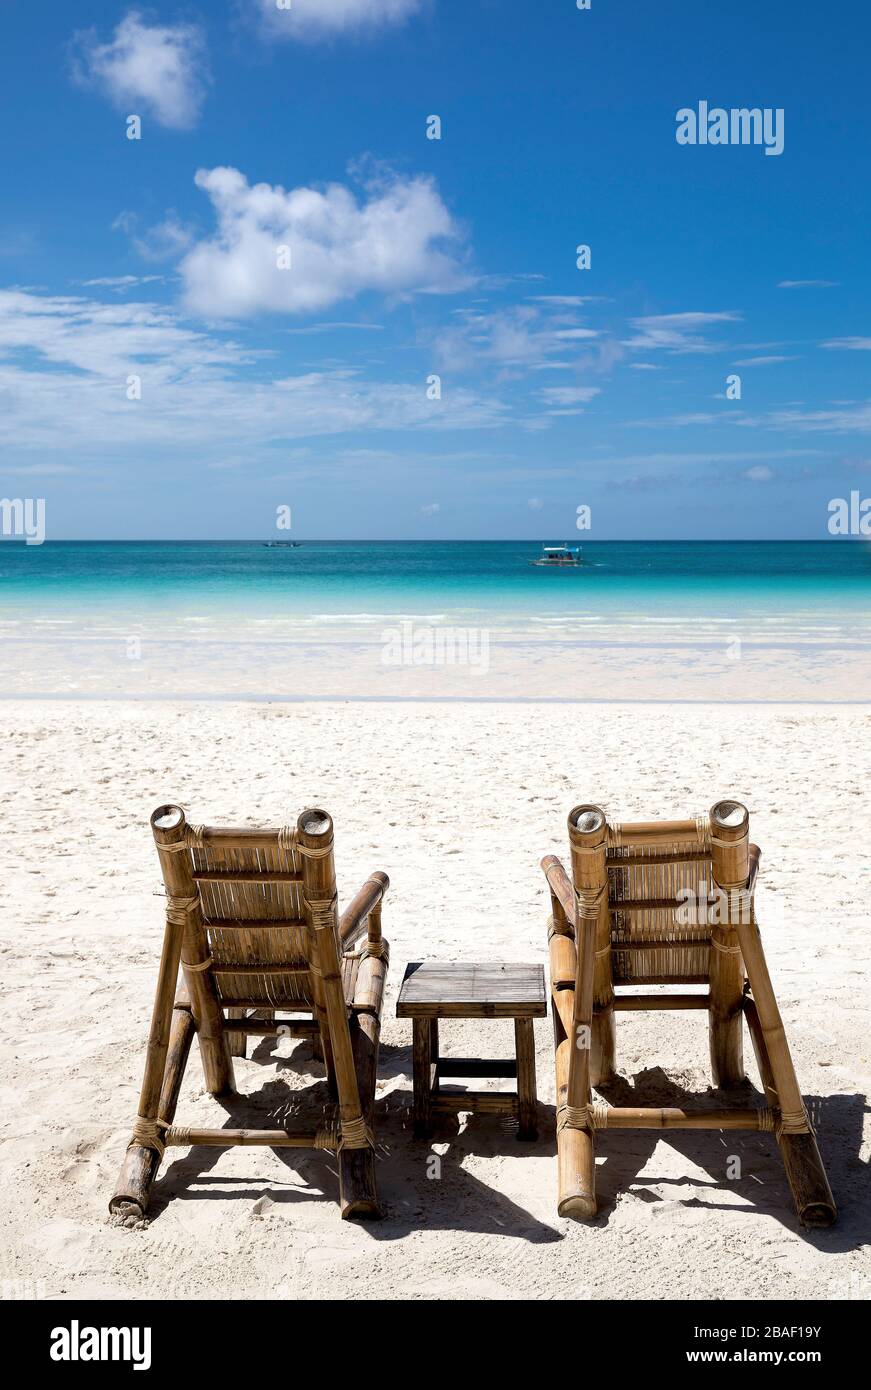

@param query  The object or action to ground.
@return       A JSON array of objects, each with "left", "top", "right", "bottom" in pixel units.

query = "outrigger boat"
[{"left": 530, "top": 543, "right": 582, "bottom": 567}]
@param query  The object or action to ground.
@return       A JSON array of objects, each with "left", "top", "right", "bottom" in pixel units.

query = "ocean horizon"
[{"left": 2, "top": 539, "right": 869, "bottom": 701}]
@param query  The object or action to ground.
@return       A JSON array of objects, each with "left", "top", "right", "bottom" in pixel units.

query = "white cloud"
[
  {"left": 433, "top": 305, "right": 596, "bottom": 373},
  {"left": 633, "top": 412, "right": 725, "bottom": 428},
  {"left": 71, "top": 12, "right": 208, "bottom": 130},
  {"left": 113, "top": 210, "right": 195, "bottom": 263},
  {"left": 0, "top": 288, "right": 506, "bottom": 456},
  {"left": 624, "top": 311, "right": 741, "bottom": 353},
  {"left": 280, "top": 322, "right": 384, "bottom": 334},
  {"left": 778, "top": 280, "right": 838, "bottom": 289},
  {"left": 732, "top": 355, "right": 796, "bottom": 366},
  {"left": 81, "top": 274, "right": 163, "bottom": 290},
  {"left": 822, "top": 337, "right": 871, "bottom": 351},
  {"left": 179, "top": 167, "right": 468, "bottom": 318},
  {"left": 256, "top": 0, "right": 421, "bottom": 42},
  {"left": 748, "top": 402, "right": 871, "bottom": 433},
  {"left": 526, "top": 295, "right": 598, "bottom": 307},
  {"left": 539, "top": 385, "right": 600, "bottom": 415},
  {"left": 420, "top": 501, "right": 440, "bottom": 515},
  {"left": 741, "top": 465, "right": 775, "bottom": 482},
  {"left": 592, "top": 449, "right": 821, "bottom": 469},
  {"left": 527, "top": 497, "right": 544, "bottom": 510}
]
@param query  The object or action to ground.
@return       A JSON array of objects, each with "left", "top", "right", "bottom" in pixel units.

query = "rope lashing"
[
  {"left": 338, "top": 1115, "right": 375, "bottom": 1151},
  {"left": 277, "top": 826, "right": 297, "bottom": 852},
  {"left": 556, "top": 1102, "right": 610, "bottom": 1132},
  {"left": 777, "top": 1108, "right": 810, "bottom": 1136},
  {"left": 710, "top": 937, "right": 743, "bottom": 955},
  {"left": 359, "top": 939, "right": 389, "bottom": 964},
  {"left": 575, "top": 884, "right": 606, "bottom": 921},
  {"left": 709, "top": 832, "right": 748, "bottom": 852},
  {"left": 129, "top": 1115, "right": 170, "bottom": 1158},
  {"left": 303, "top": 894, "right": 339, "bottom": 931},
  {"left": 556, "top": 1103, "right": 590, "bottom": 1132},
  {"left": 712, "top": 878, "right": 752, "bottom": 902},
  {"left": 548, "top": 922, "right": 573, "bottom": 942},
  {"left": 297, "top": 841, "right": 334, "bottom": 859},
  {"left": 165, "top": 894, "right": 199, "bottom": 925},
  {"left": 315, "top": 1124, "right": 341, "bottom": 1151},
  {"left": 181, "top": 955, "right": 213, "bottom": 972}
]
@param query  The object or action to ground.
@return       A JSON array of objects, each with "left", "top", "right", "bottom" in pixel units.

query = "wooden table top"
[{"left": 396, "top": 961, "right": 547, "bottom": 1019}]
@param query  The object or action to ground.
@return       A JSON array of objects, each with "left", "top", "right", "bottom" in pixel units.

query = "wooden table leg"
[
  {"left": 413, "top": 1017, "right": 433, "bottom": 1139},
  {"left": 515, "top": 1017, "right": 538, "bottom": 1140},
  {"left": 430, "top": 1019, "right": 439, "bottom": 1091}
]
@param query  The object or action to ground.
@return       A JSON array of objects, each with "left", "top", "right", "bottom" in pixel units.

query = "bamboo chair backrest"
[
  {"left": 152, "top": 811, "right": 342, "bottom": 1011},
  {"left": 568, "top": 802, "right": 752, "bottom": 985},
  {"left": 606, "top": 817, "right": 715, "bottom": 984},
  {"left": 192, "top": 836, "right": 315, "bottom": 1008}
]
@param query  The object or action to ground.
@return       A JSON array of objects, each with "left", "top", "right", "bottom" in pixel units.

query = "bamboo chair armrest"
[
  {"left": 541, "top": 854, "right": 576, "bottom": 935},
  {"left": 340, "top": 871, "right": 389, "bottom": 951},
  {"left": 747, "top": 844, "right": 761, "bottom": 898}
]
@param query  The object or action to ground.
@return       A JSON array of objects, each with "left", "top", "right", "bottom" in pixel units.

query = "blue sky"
[{"left": 1, "top": 0, "right": 869, "bottom": 539}]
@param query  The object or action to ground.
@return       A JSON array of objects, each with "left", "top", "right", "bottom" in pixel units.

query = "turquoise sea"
[{"left": 1, "top": 541, "right": 870, "bottom": 699}]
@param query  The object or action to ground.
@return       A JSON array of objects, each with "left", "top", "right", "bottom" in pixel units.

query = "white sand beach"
[{"left": 1, "top": 699, "right": 868, "bottom": 1302}]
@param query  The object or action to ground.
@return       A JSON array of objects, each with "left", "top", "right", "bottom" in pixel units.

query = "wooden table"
[{"left": 396, "top": 961, "right": 547, "bottom": 1140}]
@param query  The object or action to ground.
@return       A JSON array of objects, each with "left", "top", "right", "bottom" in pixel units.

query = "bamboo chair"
[
  {"left": 111, "top": 805, "right": 389, "bottom": 1222},
  {"left": 541, "top": 800, "right": 836, "bottom": 1227}
]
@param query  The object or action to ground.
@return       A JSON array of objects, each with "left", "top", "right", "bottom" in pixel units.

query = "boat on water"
[
  {"left": 530, "top": 543, "right": 583, "bottom": 567},
  {"left": 263, "top": 541, "right": 302, "bottom": 548}
]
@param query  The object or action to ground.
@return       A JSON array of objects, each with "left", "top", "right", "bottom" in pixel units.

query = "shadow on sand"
[{"left": 148, "top": 1039, "right": 868, "bottom": 1252}]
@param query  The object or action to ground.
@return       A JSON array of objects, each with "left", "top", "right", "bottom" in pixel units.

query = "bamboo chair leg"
[
  {"left": 157, "top": 808, "right": 234, "bottom": 1097},
  {"left": 545, "top": 852, "right": 596, "bottom": 1214},
  {"left": 708, "top": 926, "right": 746, "bottom": 1088},
  {"left": 709, "top": 804, "right": 747, "bottom": 1087},
  {"left": 225, "top": 1007, "right": 247, "bottom": 1058},
  {"left": 552, "top": 996, "right": 596, "bottom": 1218},
  {"left": 110, "top": 996, "right": 195, "bottom": 1221},
  {"left": 339, "top": 1014, "right": 380, "bottom": 1219},
  {"left": 299, "top": 811, "right": 379, "bottom": 1216},
  {"left": 339, "top": 947, "right": 387, "bottom": 1219},
  {"left": 738, "top": 927, "right": 836, "bottom": 1227},
  {"left": 591, "top": 1006, "right": 616, "bottom": 1089},
  {"left": 557, "top": 805, "right": 608, "bottom": 1217}
]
